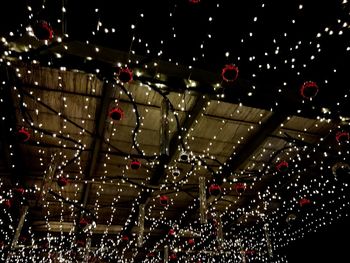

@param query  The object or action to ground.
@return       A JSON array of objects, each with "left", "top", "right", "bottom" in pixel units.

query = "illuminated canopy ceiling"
[{"left": 0, "top": 0, "right": 350, "bottom": 262}]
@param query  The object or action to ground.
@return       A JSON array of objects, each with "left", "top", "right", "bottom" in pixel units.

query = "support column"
[
  {"left": 263, "top": 223, "right": 273, "bottom": 259},
  {"left": 164, "top": 245, "right": 169, "bottom": 263},
  {"left": 10, "top": 206, "right": 29, "bottom": 249},
  {"left": 160, "top": 99, "right": 170, "bottom": 157},
  {"left": 216, "top": 213, "right": 223, "bottom": 247},
  {"left": 137, "top": 204, "right": 145, "bottom": 247},
  {"left": 199, "top": 176, "right": 207, "bottom": 224}
]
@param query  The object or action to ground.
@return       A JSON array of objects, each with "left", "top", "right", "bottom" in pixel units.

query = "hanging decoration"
[
  {"left": 108, "top": 107, "right": 124, "bottom": 121},
  {"left": 130, "top": 160, "right": 141, "bottom": 170},
  {"left": 179, "top": 150, "right": 190, "bottom": 162},
  {"left": 300, "top": 81, "right": 319, "bottom": 99},
  {"left": 2, "top": 199, "right": 12, "bottom": 209},
  {"left": 275, "top": 160, "right": 289, "bottom": 173},
  {"left": 299, "top": 198, "right": 311, "bottom": 208},
  {"left": 336, "top": 131, "right": 349, "bottom": 144},
  {"left": 117, "top": 67, "right": 133, "bottom": 83},
  {"left": 13, "top": 187, "right": 25, "bottom": 195},
  {"left": 78, "top": 218, "right": 89, "bottom": 228},
  {"left": 17, "top": 128, "right": 30, "bottom": 142},
  {"left": 209, "top": 184, "right": 221, "bottom": 196},
  {"left": 32, "top": 20, "right": 54, "bottom": 41},
  {"left": 159, "top": 195, "right": 169, "bottom": 206},
  {"left": 221, "top": 64, "right": 239, "bottom": 82},
  {"left": 187, "top": 238, "right": 195, "bottom": 246},
  {"left": 235, "top": 183, "right": 246, "bottom": 194},
  {"left": 57, "top": 176, "right": 68, "bottom": 187}
]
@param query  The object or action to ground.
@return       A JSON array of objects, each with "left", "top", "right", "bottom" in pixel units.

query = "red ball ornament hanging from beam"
[
  {"left": 209, "top": 184, "right": 221, "bottom": 196},
  {"left": 78, "top": 218, "right": 89, "bottom": 228},
  {"left": 169, "top": 253, "right": 177, "bottom": 261},
  {"left": 300, "top": 81, "right": 319, "bottom": 99},
  {"left": 2, "top": 199, "right": 12, "bottom": 209},
  {"left": 121, "top": 235, "right": 129, "bottom": 242},
  {"left": 130, "top": 160, "right": 141, "bottom": 170},
  {"left": 299, "top": 198, "right": 311, "bottom": 208},
  {"left": 57, "top": 176, "right": 68, "bottom": 187},
  {"left": 187, "top": 238, "right": 195, "bottom": 246},
  {"left": 109, "top": 107, "right": 124, "bottom": 121},
  {"left": 13, "top": 187, "right": 25, "bottom": 195},
  {"left": 275, "top": 161, "right": 288, "bottom": 173},
  {"left": 235, "top": 183, "right": 246, "bottom": 194},
  {"left": 32, "top": 20, "right": 54, "bottom": 41},
  {"left": 221, "top": 64, "right": 239, "bottom": 82},
  {"left": 118, "top": 67, "right": 133, "bottom": 83},
  {"left": 159, "top": 195, "right": 169, "bottom": 206},
  {"left": 336, "top": 131, "right": 349, "bottom": 144},
  {"left": 18, "top": 128, "right": 30, "bottom": 142}
]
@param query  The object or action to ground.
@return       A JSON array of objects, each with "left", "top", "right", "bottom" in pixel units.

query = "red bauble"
[
  {"left": 76, "top": 239, "right": 86, "bottom": 247},
  {"left": 130, "top": 160, "right": 141, "bottom": 170},
  {"left": 57, "top": 176, "right": 68, "bottom": 187},
  {"left": 79, "top": 218, "right": 89, "bottom": 228},
  {"left": 109, "top": 107, "right": 124, "bottom": 121},
  {"left": 168, "top": 228, "right": 175, "bottom": 236},
  {"left": 209, "top": 184, "right": 221, "bottom": 196},
  {"left": 121, "top": 235, "right": 129, "bottom": 242},
  {"left": 32, "top": 20, "right": 54, "bottom": 40},
  {"left": 189, "top": 0, "right": 201, "bottom": 3},
  {"left": 299, "top": 198, "right": 311, "bottom": 208},
  {"left": 2, "top": 199, "right": 12, "bottom": 209},
  {"left": 147, "top": 252, "right": 155, "bottom": 258},
  {"left": 13, "top": 187, "right": 25, "bottom": 195},
  {"left": 187, "top": 238, "right": 195, "bottom": 246},
  {"left": 118, "top": 67, "right": 133, "bottom": 83},
  {"left": 18, "top": 128, "right": 30, "bottom": 142},
  {"left": 159, "top": 195, "right": 169, "bottom": 206},
  {"left": 221, "top": 64, "right": 239, "bottom": 82},
  {"left": 336, "top": 131, "right": 349, "bottom": 143},
  {"left": 169, "top": 253, "right": 177, "bottom": 261},
  {"left": 276, "top": 161, "right": 288, "bottom": 173},
  {"left": 235, "top": 183, "right": 246, "bottom": 194},
  {"left": 300, "top": 81, "right": 319, "bottom": 99}
]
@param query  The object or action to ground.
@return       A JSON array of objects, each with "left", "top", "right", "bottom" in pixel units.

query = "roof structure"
[{"left": 0, "top": 1, "right": 350, "bottom": 262}]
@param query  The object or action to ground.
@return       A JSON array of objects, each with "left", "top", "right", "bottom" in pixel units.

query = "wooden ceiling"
[{"left": 1, "top": 1, "right": 350, "bottom": 262}]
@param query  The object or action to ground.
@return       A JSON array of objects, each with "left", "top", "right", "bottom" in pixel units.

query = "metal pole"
[
  {"left": 137, "top": 204, "right": 145, "bottom": 247},
  {"left": 199, "top": 176, "right": 207, "bottom": 224},
  {"left": 160, "top": 99, "right": 170, "bottom": 157},
  {"left": 216, "top": 213, "right": 223, "bottom": 247},
  {"left": 263, "top": 223, "right": 273, "bottom": 259},
  {"left": 164, "top": 245, "right": 169, "bottom": 263},
  {"left": 10, "top": 206, "right": 29, "bottom": 249}
]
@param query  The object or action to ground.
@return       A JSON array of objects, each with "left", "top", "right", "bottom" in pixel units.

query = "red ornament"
[
  {"left": 32, "top": 20, "right": 54, "bottom": 40},
  {"left": 76, "top": 239, "right": 86, "bottom": 247},
  {"left": 300, "top": 81, "right": 319, "bottom": 99},
  {"left": 109, "top": 107, "right": 124, "bottom": 121},
  {"left": 276, "top": 161, "right": 288, "bottom": 173},
  {"left": 189, "top": 0, "right": 201, "bottom": 3},
  {"left": 2, "top": 199, "right": 12, "bottom": 209},
  {"left": 147, "top": 252, "right": 155, "bottom": 258},
  {"left": 221, "top": 64, "right": 239, "bottom": 82},
  {"left": 235, "top": 183, "right": 246, "bottom": 194},
  {"left": 130, "top": 160, "right": 141, "bottom": 170},
  {"left": 79, "top": 218, "right": 89, "bottom": 228},
  {"left": 159, "top": 195, "right": 169, "bottom": 206},
  {"left": 13, "top": 187, "right": 25, "bottom": 195},
  {"left": 18, "top": 128, "right": 30, "bottom": 142},
  {"left": 169, "top": 253, "right": 177, "bottom": 261},
  {"left": 336, "top": 131, "right": 349, "bottom": 143},
  {"left": 299, "top": 198, "right": 311, "bottom": 207},
  {"left": 168, "top": 228, "right": 175, "bottom": 236},
  {"left": 187, "top": 238, "right": 195, "bottom": 246},
  {"left": 0, "top": 240, "right": 4, "bottom": 248},
  {"left": 118, "top": 67, "right": 133, "bottom": 83},
  {"left": 121, "top": 235, "right": 129, "bottom": 242},
  {"left": 244, "top": 249, "right": 256, "bottom": 256},
  {"left": 209, "top": 184, "right": 221, "bottom": 196},
  {"left": 57, "top": 176, "right": 68, "bottom": 187}
]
